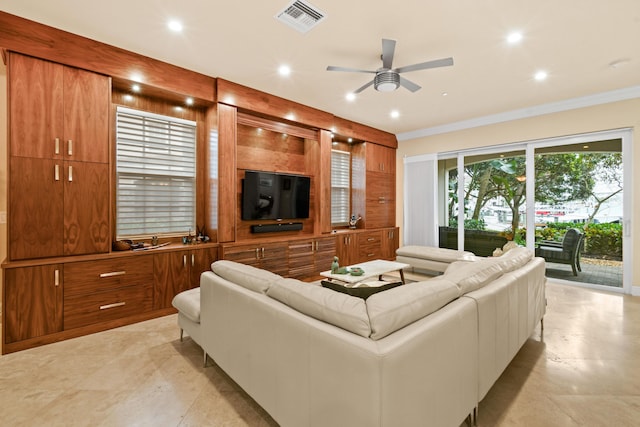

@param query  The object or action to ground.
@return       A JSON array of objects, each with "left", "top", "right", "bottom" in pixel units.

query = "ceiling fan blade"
[
  {"left": 353, "top": 80, "right": 374, "bottom": 94},
  {"left": 399, "top": 76, "right": 421, "bottom": 92},
  {"left": 326, "top": 65, "right": 376, "bottom": 74},
  {"left": 395, "top": 57, "right": 454, "bottom": 74},
  {"left": 381, "top": 39, "right": 396, "bottom": 69}
]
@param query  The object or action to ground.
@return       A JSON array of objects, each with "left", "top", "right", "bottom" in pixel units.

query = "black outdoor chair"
[{"left": 535, "top": 228, "right": 584, "bottom": 276}]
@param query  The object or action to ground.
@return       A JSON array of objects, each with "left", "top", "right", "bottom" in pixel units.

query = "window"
[
  {"left": 116, "top": 106, "right": 196, "bottom": 238},
  {"left": 331, "top": 149, "right": 351, "bottom": 225}
]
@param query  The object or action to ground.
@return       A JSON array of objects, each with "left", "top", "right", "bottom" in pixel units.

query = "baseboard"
[{"left": 632, "top": 286, "right": 640, "bottom": 297}]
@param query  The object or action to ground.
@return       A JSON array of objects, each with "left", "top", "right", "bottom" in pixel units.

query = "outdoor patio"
[{"left": 542, "top": 257, "right": 623, "bottom": 288}]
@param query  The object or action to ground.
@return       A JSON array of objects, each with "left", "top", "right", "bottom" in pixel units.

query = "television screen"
[{"left": 241, "top": 171, "right": 310, "bottom": 220}]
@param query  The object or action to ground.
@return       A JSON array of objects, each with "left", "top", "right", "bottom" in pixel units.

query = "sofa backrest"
[{"left": 211, "top": 260, "right": 282, "bottom": 293}]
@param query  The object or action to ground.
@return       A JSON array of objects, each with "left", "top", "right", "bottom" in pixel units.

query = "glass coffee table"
[{"left": 320, "top": 259, "right": 410, "bottom": 285}]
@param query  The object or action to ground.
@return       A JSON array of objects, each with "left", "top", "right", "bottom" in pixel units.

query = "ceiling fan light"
[{"left": 374, "top": 71, "right": 400, "bottom": 92}]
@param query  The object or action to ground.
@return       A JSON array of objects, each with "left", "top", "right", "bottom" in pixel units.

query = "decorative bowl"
[{"left": 349, "top": 267, "right": 364, "bottom": 276}]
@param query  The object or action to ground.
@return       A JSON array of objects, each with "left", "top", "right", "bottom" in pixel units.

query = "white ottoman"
[
  {"left": 396, "top": 245, "right": 476, "bottom": 274},
  {"left": 171, "top": 287, "right": 207, "bottom": 366}
]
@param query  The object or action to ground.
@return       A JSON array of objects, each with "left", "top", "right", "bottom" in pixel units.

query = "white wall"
[{"left": 396, "top": 98, "right": 640, "bottom": 290}]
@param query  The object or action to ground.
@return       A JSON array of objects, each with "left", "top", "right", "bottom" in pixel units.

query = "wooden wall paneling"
[
  {"left": 236, "top": 124, "right": 307, "bottom": 173},
  {"left": 204, "top": 105, "right": 219, "bottom": 242},
  {"left": 332, "top": 116, "right": 398, "bottom": 149},
  {"left": 217, "top": 79, "right": 334, "bottom": 131},
  {"left": 0, "top": 12, "right": 215, "bottom": 103},
  {"left": 217, "top": 104, "right": 237, "bottom": 243},
  {"left": 317, "top": 130, "right": 333, "bottom": 234},
  {"left": 350, "top": 143, "right": 366, "bottom": 229}
]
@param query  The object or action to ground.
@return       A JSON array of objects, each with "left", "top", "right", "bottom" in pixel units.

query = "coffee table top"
[{"left": 320, "top": 259, "right": 410, "bottom": 284}]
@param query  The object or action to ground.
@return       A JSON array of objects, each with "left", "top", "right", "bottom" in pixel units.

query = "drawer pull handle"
[
  {"left": 367, "top": 238, "right": 375, "bottom": 242},
  {"left": 54, "top": 164, "right": 60, "bottom": 181},
  {"left": 99, "top": 271, "right": 126, "bottom": 278},
  {"left": 367, "top": 253, "right": 375, "bottom": 257},
  {"left": 55, "top": 138, "right": 60, "bottom": 154},
  {"left": 100, "top": 302, "right": 125, "bottom": 310},
  {"left": 68, "top": 139, "right": 73, "bottom": 156}
]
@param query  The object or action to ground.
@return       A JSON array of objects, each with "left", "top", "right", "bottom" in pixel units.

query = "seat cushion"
[
  {"left": 267, "top": 278, "right": 372, "bottom": 337},
  {"left": 366, "top": 277, "right": 460, "bottom": 340},
  {"left": 443, "top": 258, "right": 504, "bottom": 294},
  {"left": 396, "top": 245, "right": 475, "bottom": 263},
  {"left": 171, "top": 287, "right": 201, "bottom": 323},
  {"left": 211, "top": 260, "right": 282, "bottom": 293}
]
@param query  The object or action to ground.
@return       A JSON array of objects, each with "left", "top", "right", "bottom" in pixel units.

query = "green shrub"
[
  {"left": 583, "top": 223, "right": 622, "bottom": 259},
  {"left": 448, "top": 218, "right": 486, "bottom": 230}
]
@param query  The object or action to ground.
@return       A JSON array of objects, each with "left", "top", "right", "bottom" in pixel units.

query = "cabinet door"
[
  {"left": 63, "top": 67, "right": 110, "bottom": 163},
  {"left": 260, "top": 242, "right": 289, "bottom": 276},
  {"left": 314, "top": 237, "right": 337, "bottom": 275},
  {"left": 365, "top": 171, "right": 395, "bottom": 229},
  {"left": 63, "top": 161, "right": 110, "bottom": 255},
  {"left": 335, "top": 232, "right": 358, "bottom": 266},
  {"left": 8, "top": 53, "right": 64, "bottom": 160},
  {"left": 382, "top": 227, "right": 400, "bottom": 260},
  {"left": 366, "top": 143, "right": 395, "bottom": 173},
  {"left": 4, "top": 264, "right": 63, "bottom": 343},
  {"left": 190, "top": 247, "right": 219, "bottom": 287},
  {"left": 222, "top": 244, "right": 263, "bottom": 267},
  {"left": 288, "top": 240, "right": 315, "bottom": 278},
  {"left": 9, "top": 157, "right": 64, "bottom": 260},
  {"left": 153, "top": 251, "right": 191, "bottom": 310}
]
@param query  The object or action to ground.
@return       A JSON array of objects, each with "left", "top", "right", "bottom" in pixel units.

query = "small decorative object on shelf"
[
  {"left": 331, "top": 256, "right": 340, "bottom": 273},
  {"left": 349, "top": 214, "right": 362, "bottom": 229}
]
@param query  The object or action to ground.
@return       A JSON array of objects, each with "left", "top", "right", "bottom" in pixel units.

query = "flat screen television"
[{"left": 241, "top": 170, "right": 311, "bottom": 221}]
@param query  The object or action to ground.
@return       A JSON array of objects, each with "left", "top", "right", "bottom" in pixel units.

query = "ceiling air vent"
[{"left": 275, "top": 0, "right": 326, "bottom": 33}]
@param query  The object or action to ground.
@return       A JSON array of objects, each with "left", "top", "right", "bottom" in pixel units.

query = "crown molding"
[{"left": 397, "top": 85, "right": 640, "bottom": 142}]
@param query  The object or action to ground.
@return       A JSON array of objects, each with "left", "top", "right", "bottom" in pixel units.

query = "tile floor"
[{"left": 1, "top": 281, "right": 639, "bottom": 426}]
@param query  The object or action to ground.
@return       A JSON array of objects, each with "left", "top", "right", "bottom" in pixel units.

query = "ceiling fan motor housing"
[{"left": 374, "top": 70, "right": 400, "bottom": 91}]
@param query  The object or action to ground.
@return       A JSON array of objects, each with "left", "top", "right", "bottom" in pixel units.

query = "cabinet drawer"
[
  {"left": 64, "top": 257, "right": 153, "bottom": 297},
  {"left": 359, "top": 244, "right": 383, "bottom": 261},
  {"left": 64, "top": 283, "right": 153, "bottom": 330},
  {"left": 359, "top": 231, "right": 382, "bottom": 245}
]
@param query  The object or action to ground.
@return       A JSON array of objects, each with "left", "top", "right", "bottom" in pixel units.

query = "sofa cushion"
[
  {"left": 492, "top": 247, "right": 533, "bottom": 273},
  {"left": 396, "top": 245, "right": 475, "bottom": 263},
  {"left": 366, "top": 277, "right": 460, "bottom": 340},
  {"left": 171, "top": 287, "right": 201, "bottom": 323},
  {"left": 267, "top": 278, "right": 372, "bottom": 337},
  {"left": 211, "top": 260, "right": 282, "bottom": 294},
  {"left": 443, "top": 259, "right": 504, "bottom": 294},
  {"left": 321, "top": 280, "right": 403, "bottom": 299}
]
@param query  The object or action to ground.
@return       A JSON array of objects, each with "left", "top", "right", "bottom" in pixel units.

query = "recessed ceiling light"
[
  {"left": 185, "top": 97, "right": 194, "bottom": 106},
  {"left": 175, "top": 106, "right": 183, "bottom": 112},
  {"left": 124, "top": 94, "right": 134, "bottom": 102},
  {"left": 285, "top": 113, "right": 295, "bottom": 121},
  {"left": 506, "top": 31, "right": 523, "bottom": 44},
  {"left": 168, "top": 20, "right": 183, "bottom": 32},
  {"left": 278, "top": 64, "right": 291, "bottom": 77},
  {"left": 441, "top": 92, "right": 448, "bottom": 97},
  {"left": 390, "top": 110, "right": 400, "bottom": 119},
  {"left": 609, "top": 58, "right": 631, "bottom": 69},
  {"left": 345, "top": 93, "right": 356, "bottom": 102},
  {"left": 130, "top": 73, "right": 143, "bottom": 83},
  {"left": 534, "top": 70, "right": 548, "bottom": 81},
  {"left": 131, "top": 84, "right": 141, "bottom": 93},
  {"left": 348, "top": 138, "right": 353, "bottom": 143}
]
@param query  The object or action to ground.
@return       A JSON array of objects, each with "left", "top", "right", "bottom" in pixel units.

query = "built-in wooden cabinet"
[
  {"left": 8, "top": 52, "right": 110, "bottom": 260},
  {"left": 382, "top": 227, "right": 400, "bottom": 260},
  {"left": 4, "top": 264, "right": 63, "bottom": 344},
  {"left": 153, "top": 246, "right": 218, "bottom": 310},
  {"left": 335, "top": 231, "right": 358, "bottom": 267}
]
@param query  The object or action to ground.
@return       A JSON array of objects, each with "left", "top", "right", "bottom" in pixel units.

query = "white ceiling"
[{"left": 1, "top": 0, "right": 639, "bottom": 136}]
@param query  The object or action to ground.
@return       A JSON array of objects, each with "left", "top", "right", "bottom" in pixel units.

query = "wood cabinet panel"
[
  {"left": 287, "top": 236, "right": 336, "bottom": 279},
  {"left": 335, "top": 232, "right": 358, "bottom": 266},
  {"left": 63, "top": 66, "right": 110, "bottom": 163},
  {"left": 358, "top": 230, "right": 383, "bottom": 262},
  {"left": 9, "top": 157, "right": 64, "bottom": 260},
  {"left": 382, "top": 227, "right": 400, "bottom": 260},
  {"left": 8, "top": 53, "right": 64, "bottom": 160},
  {"left": 190, "top": 246, "right": 219, "bottom": 287},
  {"left": 366, "top": 143, "right": 395, "bottom": 173},
  {"left": 4, "top": 264, "right": 63, "bottom": 343},
  {"left": 153, "top": 251, "right": 191, "bottom": 310},
  {"left": 221, "top": 241, "right": 289, "bottom": 276},
  {"left": 365, "top": 171, "right": 395, "bottom": 229},
  {"left": 63, "top": 161, "right": 110, "bottom": 255}
]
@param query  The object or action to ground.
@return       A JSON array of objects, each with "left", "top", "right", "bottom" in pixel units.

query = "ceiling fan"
[{"left": 326, "top": 38, "right": 453, "bottom": 94}]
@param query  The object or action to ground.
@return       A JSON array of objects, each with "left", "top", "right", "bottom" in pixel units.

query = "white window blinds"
[
  {"left": 331, "top": 149, "right": 351, "bottom": 226},
  {"left": 116, "top": 106, "right": 196, "bottom": 238}
]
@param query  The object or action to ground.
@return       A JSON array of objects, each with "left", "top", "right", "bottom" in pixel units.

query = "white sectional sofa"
[{"left": 173, "top": 247, "right": 546, "bottom": 427}]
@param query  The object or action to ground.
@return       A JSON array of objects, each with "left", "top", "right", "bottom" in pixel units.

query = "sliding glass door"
[{"left": 427, "top": 129, "right": 632, "bottom": 293}]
